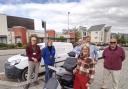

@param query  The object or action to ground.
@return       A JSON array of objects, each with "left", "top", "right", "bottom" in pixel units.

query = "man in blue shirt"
[
  {"left": 42, "top": 40, "right": 56, "bottom": 83},
  {"left": 81, "top": 36, "right": 99, "bottom": 85},
  {"left": 73, "top": 39, "right": 83, "bottom": 57},
  {"left": 83, "top": 36, "right": 98, "bottom": 63},
  {"left": 73, "top": 36, "right": 98, "bottom": 62}
]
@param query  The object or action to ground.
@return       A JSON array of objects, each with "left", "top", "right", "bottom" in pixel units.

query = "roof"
[
  {"left": 7, "top": 16, "right": 34, "bottom": 30},
  {"left": 0, "top": 35, "right": 7, "bottom": 37},
  {"left": 79, "top": 26, "right": 87, "bottom": 31},
  {"left": 88, "top": 24, "right": 106, "bottom": 31},
  {"left": 105, "top": 26, "right": 111, "bottom": 32}
]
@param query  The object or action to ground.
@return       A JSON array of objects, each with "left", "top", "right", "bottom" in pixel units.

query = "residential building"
[
  {"left": 111, "top": 33, "right": 128, "bottom": 41},
  {"left": 47, "top": 30, "right": 56, "bottom": 39},
  {"left": 78, "top": 26, "right": 88, "bottom": 40},
  {"left": 104, "top": 26, "right": 111, "bottom": 43},
  {"left": 0, "top": 14, "right": 46, "bottom": 45},
  {"left": 88, "top": 24, "right": 111, "bottom": 44},
  {"left": 27, "top": 30, "right": 45, "bottom": 43},
  {"left": 111, "top": 33, "right": 118, "bottom": 38},
  {"left": 56, "top": 31, "right": 75, "bottom": 43}
]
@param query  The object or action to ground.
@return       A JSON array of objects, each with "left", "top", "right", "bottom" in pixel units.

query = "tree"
[
  {"left": 116, "top": 35, "right": 121, "bottom": 44},
  {"left": 120, "top": 35, "right": 126, "bottom": 44},
  {"left": 116, "top": 34, "right": 126, "bottom": 44},
  {"left": 68, "top": 27, "right": 82, "bottom": 42},
  {"left": 62, "top": 27, "right": 82, "bottom": 42},
  {"left": 75, "top": 31, "right": 82, "bottom": 42}
]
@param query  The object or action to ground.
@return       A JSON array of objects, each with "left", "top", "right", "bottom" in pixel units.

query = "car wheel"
[{"left": 22, "top": 68, "right": 35, "bottom": 81}]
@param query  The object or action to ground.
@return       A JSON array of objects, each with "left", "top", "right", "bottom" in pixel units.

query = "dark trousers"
[{"left": 44, "top": 64, "right": 54, "bottom": 83}]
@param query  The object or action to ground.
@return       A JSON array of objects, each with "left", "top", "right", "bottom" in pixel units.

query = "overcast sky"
[{"left": 0, "top": 0, "right": 128, "bottom": 33}]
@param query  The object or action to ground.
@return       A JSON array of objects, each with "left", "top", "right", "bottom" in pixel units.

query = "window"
[
  {"left": 83, "top": 32, "right": 87, "bottom": 36},
  {"left": 15, "top": 37, "right": 21, "bottom": 43},
  {"left": 95, "top": 37, "right": 98, "bottom": 39},
  {"left": 101, "top": 38, "right": 102, "bottom": 41},
  {"left": 101, "top": 32, "right": 103, "bottom": 41},
  {"left": 0, "top": 37, "right": 7, "bottom": 44},
  {"left": 95, "top": 32, "right": 98, "bottom": 34}
]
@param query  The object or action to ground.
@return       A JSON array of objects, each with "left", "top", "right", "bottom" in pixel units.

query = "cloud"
[
  {"left": 0, "top": 0, "right": 128, "bottom": 33},
  {"left": 0, "top": 0, "right": 80, "bottom": 4}
]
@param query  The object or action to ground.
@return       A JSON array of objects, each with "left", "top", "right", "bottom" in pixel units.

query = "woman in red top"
[{"left": 73, "top": 46, "right": 95, "bottom": 89}]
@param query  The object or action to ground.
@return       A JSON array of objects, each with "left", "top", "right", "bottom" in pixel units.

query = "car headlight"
[{"left": 10, "top": 59, "right": 21, "bottom": 66}]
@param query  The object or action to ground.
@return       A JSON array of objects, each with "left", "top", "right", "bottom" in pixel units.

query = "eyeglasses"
[{"left": 110, "top": 42, "right": 116, "bottom": 44}]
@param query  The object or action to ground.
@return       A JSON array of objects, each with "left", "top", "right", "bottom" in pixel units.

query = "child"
[{"left": 73, "top": 46, "right": 95, "bottom": 89}]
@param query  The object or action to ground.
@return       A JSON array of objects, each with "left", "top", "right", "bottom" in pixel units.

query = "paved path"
[{"left": 0, "top": 49, "right": 25, "bottom": 56}]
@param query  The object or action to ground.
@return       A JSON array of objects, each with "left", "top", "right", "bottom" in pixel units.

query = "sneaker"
[{"left": 24, "top": 84, "right": 30, "bottom": 89}]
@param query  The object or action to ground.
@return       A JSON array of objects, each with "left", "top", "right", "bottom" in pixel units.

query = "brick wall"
[
  {"left": 68, "top": 32, "right": 75, "bottom": 38},
  {"left": 47, "top": 30, "right": 56, "bottom": 38},
  {"left": 11, "top": 26, "right": 27, "bottom": 45}
]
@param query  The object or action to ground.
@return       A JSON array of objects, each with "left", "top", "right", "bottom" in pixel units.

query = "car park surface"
[{"left": 0, "top": 48, "right": 128, "bottom": 89}]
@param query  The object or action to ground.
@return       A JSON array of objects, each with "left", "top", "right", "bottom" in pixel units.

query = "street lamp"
[
  {"left": 67, "top": 12, "right": 71, "bottom": 43},
  {"left": 42, "top": 21, "right": 47, "bottom": 46},
  {"left": 68, "top": 11, "right": 70, "bottom": 32}
]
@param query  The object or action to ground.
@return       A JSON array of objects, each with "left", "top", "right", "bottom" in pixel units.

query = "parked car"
[
  {"left": 5, "top": 42, "right": 73, "bottom": 81},
  {"left": 97, "top": 46, "right": 104, "bottom": 59},
  {"left": 97, "top": 49, "right": 103, "bottom": 59}
]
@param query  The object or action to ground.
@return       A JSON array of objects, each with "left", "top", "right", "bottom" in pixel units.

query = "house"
[
  {"left": 56, "top": 31, "right": 75, "bottom": 43},
  {"left": 104, "top": 26, "right": 111, "bottom": 43},
  {"left": 78, "top": 26, "right": 88, "bottom": 40},
  {"left": 88, "top": 24, "right": 111, "bottom": 44}
]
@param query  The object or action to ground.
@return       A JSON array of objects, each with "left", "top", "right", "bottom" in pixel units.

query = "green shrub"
[
  {"left": 17, "top": 43, "right": 23, "bottom": 47},
  {"left": 0, "top": 43, "right": 7, "bottom": 48}
]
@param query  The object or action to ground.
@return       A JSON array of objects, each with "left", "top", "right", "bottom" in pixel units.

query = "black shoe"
[{"left": 24, "top": 84, "right": 30, "bottom": 89}]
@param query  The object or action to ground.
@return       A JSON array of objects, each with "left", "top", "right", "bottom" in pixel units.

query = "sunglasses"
[{"left": 110, "top": 42, "right": 116, "bottom": 44}]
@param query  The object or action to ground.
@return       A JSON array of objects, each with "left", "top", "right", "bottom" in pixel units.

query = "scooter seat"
[{"left": 60, "top": 74, "right": 74, "bottom": 87}]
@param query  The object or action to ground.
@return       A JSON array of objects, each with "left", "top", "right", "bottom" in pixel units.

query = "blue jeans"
[{"left": 44, "top": 64, "right": 54, "bottom": 83}]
